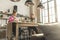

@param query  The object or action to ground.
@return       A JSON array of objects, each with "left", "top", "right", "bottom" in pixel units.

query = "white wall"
[
  {"left": 0, "top": 0, "right": 30, "bottom": 16},
  {"left": 0, "top": 0, "right": 30, "bottom": 25}
]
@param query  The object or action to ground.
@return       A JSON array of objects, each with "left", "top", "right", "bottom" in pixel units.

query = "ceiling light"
[{"left": 25, "top": 0, "right": 34, "bottom": 7}]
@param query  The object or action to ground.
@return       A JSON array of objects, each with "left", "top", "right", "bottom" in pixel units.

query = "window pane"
[
  {"left": 51, "top": 8, "right": 55, "bottom": 15},
  {"left": 40, "top": 14, "right": 42, "bottom": 23},
  {"left": 49, "top": 1, "right": 54, "bottom": 8},
  {"left": 57, "top": 6, "right": 60, "bottom": 22},
  {"left": 49, "top": 8, "right": 52, "bottom": 16},
  {"left": 43, "top": 3, "right": 47, "bottom": 9},
  {"left": 43, "top": 17, "right": 48, "bottom": 23},
  {"left": 52, "top": 16, "right": 55, "bottom": 22},
  {"left": 41, "top": 0, "right": 47, "bottom": 3},
  {"left": 56, "top": 0, "right": 60, "bottom": 6},
  {"left": 43, "top": 10, "right": 48, "bottom": 17},
  {"left": 40, "top": 9, "right": 43, "bottom": 23},
  {"left": 50, "top": 15, "right": 55, "bottom": 22},
  {"left": 57, "top": 0, "right": 60, "bottom": 22},
  {"left": 49, "top": 8, "right": 55, "bottom": 16},
  {"left": 48, "top": 0, "right": 53, "bottom": 1}
]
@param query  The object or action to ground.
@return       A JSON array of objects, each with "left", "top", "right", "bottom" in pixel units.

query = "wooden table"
[{"left": 7, "top": 22, "right": 38, "bottom": 40}]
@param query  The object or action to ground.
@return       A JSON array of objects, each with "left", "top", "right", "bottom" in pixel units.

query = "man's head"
[{"left": 12, "top": 10, "right": 17, "bottom": 16}]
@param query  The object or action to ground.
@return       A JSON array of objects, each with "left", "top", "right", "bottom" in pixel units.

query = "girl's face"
[{"left": 13, "top": 13, "right": 17, "bottom": 16}]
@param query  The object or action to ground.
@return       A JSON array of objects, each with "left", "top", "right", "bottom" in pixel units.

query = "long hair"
[{"left": 12, "top": 10, "right": 16, "bottom": 15}]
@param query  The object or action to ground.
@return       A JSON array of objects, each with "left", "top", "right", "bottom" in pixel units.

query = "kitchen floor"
[
  {"left": 0, "top": 38, "right": 7, "bottom": 40},
  {"left": 39, "top": 24, "right": 60, "bottom": 40}
]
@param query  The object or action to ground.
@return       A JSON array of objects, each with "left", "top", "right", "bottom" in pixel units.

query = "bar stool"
[
  {"left": 19, "top": 27, "right": 30, "bottom": 40},
  {"left": 31, "top": 33, "right": 47, "bottom": 40}
]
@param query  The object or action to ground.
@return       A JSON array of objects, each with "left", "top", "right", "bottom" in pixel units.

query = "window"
[
  {"left": 40, "top": 0, "right": 57, "bottom": 23},
  {"left": 41, "top": 0, "right": 47, "bottom": 3},
  {"left": 56, "top": 0, "right": 60, "bottom": 22}
]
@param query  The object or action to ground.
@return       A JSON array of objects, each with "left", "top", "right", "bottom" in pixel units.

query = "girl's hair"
[{"left": 12, "top": 10, "right": 16, "bottom": 15}]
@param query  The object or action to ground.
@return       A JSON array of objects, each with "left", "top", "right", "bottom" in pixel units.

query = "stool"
[
  {"left": 30, "top": 33, "right": 46, "bottom": 40},
  {"left": 19, "top": 27, "right": 30, "bottom": 40}
]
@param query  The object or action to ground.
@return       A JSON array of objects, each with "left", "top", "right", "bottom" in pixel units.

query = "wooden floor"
[
  {"left": 39, "top": 24, "right": 60, "bottom": 40},
  {"left": 0, "top": 38, "right": 6, "bottom": 40}
]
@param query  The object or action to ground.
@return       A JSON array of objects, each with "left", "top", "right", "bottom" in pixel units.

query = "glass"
[
  {"left": 40, "top": 9, "right": 43, "bottom": 23},
  {"left": 49, "top": 8, "right": 52, "bottom": 16},
  {"left": 40, "top": 16, "right": 43, "bottom": 23},
  {"left": 57, "top": 6, "right": 60, "bottom": 22},
  {"left": 50, "top": 15, "right": 55, "bottom": 22},
  {"left": 43, "top": 10, "right": 48, "bottom": 17},
  {"left": 43, "top": 3, "right": 47, "bottom": 9},
  {"left": 43, "top": 17, "right": 48, "bottom": 23},
  {"left": 56, "top": 0, "right": 60, "bottom": 5},
  {"left": 49, "top": 1, "right": 54, "bottom": 8},
  {"left": 52, "top": 16, "right": 55, "bottom": 22},
  {"left": 49, "top": 7, "right": 55, "bottom": 16},
  {"left": 48, "top": 0, "right": 51, "bottom": 1},
  {"left": 41, "top": 0, "right": 47, "bottom": 3},
  {"left": 58, "top": 6, "right": 60, "bottom": 23}
]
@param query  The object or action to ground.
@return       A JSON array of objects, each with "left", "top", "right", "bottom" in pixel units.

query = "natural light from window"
[{"left": 40, "top": 0, "right": 60, "bottom": 24}]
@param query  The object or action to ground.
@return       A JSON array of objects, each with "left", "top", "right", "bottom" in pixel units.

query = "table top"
[
  {"left": 9, "top": 22, "right": 39, "bottom": 27},
  {"left": 17, "top": 22, "right": 38, "bottom": 27}
]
